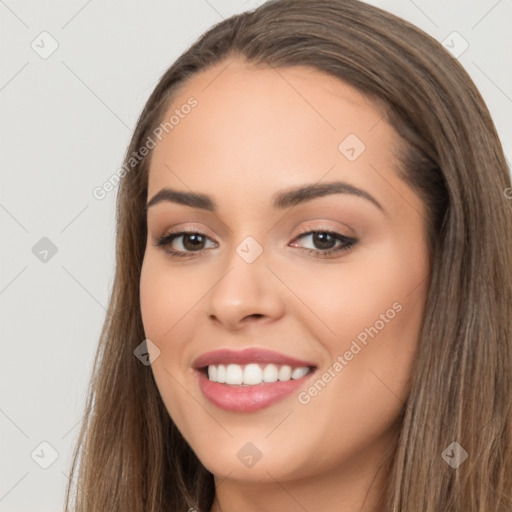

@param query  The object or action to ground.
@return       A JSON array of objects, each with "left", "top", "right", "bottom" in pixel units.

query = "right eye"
[{"left": 155, "top": 230, "right": 217, "bottom": 258}]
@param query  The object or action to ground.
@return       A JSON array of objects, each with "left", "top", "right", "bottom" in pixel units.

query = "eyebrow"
[{"left": 145, "top": 181, "right": 385, "bottom": 214}]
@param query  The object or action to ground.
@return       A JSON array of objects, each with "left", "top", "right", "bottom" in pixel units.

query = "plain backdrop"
[{"left": 1, "top": 0, "right": 511, "bottom": 510}]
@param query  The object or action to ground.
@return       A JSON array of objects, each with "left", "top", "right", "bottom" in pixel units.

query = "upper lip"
[{"left": 193, "top": 348, "right": 317, "bottom": 369}]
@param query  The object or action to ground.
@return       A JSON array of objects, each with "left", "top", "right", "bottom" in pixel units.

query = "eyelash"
[{"left": 154, "top": 227, "right": 358, "bottom": 260}]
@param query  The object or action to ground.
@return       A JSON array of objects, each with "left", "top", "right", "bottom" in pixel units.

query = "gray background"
[{"left": 1, "top": 0, "right": 510, "bottom": 510}]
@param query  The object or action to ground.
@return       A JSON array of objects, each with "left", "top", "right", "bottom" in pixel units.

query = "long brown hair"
[{"left": 64, "top": 1, "right": 512, "bottom": 510}]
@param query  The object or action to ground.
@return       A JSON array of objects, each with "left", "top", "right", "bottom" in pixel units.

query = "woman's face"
[{"left": 140, "top": 58, "right": 430, "bottom": 500}]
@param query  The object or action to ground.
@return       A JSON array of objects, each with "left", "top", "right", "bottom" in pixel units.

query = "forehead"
[{"left": 147, "top": 58, "right": 406, "bottom": 214}]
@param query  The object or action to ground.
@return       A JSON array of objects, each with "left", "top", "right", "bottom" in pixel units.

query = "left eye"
[{"left": 291, "top": 230, "right": 356, "bottom": 253}]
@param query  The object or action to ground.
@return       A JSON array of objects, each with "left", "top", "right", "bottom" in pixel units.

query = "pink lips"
[{"left": 193, "top": 348, "right": 317, "bottom": 413}]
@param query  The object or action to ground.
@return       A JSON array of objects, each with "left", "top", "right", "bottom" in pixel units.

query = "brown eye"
[
  {"left": 180, "top": 233, "right": 207, "bottom": 251},
  {"left": 310, "top": 232, "right": 337, "bottom": 250},
  {"left": 291, "top": 230, "right": 358, "bottom": 258},
  {"left": 155, "top": 231, "right": 217, "bottom": 258}
]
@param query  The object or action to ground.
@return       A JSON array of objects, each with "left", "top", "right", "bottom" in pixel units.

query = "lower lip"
[{"left": 196, "top": 369, "right": 315, "bottom": 412}]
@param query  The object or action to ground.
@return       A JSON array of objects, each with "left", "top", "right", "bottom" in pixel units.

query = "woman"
[{"left": 64, "top": 0, "right": 512, "bottom": 510}]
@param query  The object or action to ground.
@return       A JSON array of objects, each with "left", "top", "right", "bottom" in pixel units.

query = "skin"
[{"left": 139, "top": 58, "right": 431, "bottom": 512}]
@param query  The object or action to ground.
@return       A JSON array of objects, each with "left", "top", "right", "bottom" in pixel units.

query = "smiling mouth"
[
  {"left": 193, "top": 348, "right": 318, "bottom": 411},
  {"left": 196, "top": 363, "right": 317, "bottom": 413},
  {"left": 200, "top": 363, "right": 316, "bottom": 386}
]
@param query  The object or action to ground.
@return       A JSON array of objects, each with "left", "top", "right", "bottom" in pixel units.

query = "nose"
[{"left": 205, "top": 247, "right": 285, "bottom": 331}]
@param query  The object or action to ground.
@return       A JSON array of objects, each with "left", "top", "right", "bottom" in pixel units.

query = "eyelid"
[
  {"left": 294, "top": 220, "right": 354, "bottom": 237},
  {"left": 157, "top": 222, "right": 215, "bottom": 239}
]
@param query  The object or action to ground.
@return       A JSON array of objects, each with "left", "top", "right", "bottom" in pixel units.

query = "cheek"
[
  {"left": 140, "top": 262, "right": 168, "bottom": 342},
  {"left": 139, "top": 253, "right": 206, "bottom": 340}
]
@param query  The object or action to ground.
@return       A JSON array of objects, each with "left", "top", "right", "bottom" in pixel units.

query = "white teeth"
[
  {"left": 216, "top": 364, "right": 226, "bottom": 383},
  {"left": 291, "top": 366, "right": 310, "bottom": 379},
  {"left": 205, "top": 363, "right": 312, "bottom": 385},
  {"left": 262, "top": 363, "right": 279, "bottom": 383},
  {"left": 208, "top": 365, "right": 217, "bottom": 382},
  {"left": 225, "top": 364, "right": 243, "bottom": 385},
  {"left": 278, "top": 365, "right": 292, "bottom": 381},
  {"left": 243, "top": 363, "right": 263, "bottom": 385}
]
